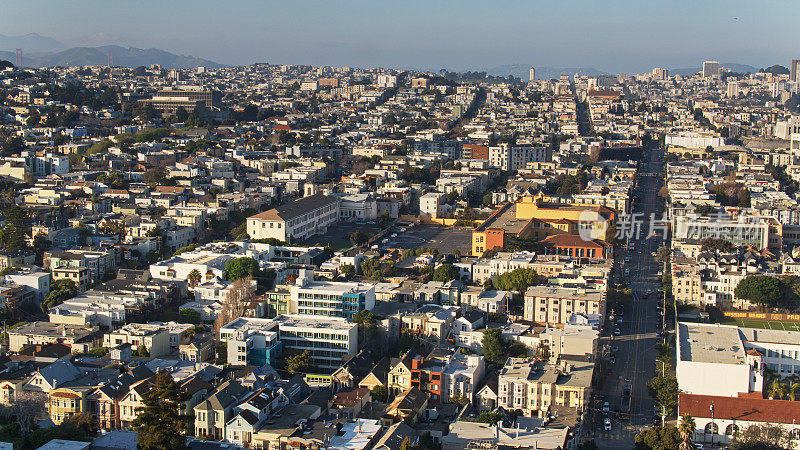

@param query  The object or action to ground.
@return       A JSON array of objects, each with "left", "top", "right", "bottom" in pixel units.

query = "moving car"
[
  {"left": 604, "top": 418, "right": 612, "bottom": 431},
  {"left": 603, "top": 401, "right": 610, "bottom": 412}
]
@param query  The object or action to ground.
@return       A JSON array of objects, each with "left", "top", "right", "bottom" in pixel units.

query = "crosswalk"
[{"left": 597, "top": 431, "right": 635, "bottom": 440}]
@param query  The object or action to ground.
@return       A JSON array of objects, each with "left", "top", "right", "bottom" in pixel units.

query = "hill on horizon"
[{"left": 0, "top": 45, "right": 222, "bottom": 69}]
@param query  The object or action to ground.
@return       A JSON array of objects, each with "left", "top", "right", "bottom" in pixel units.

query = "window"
[
  {"left": 705, "top": 423, "right": 718, "bottom": 434},
  {"left": 725, "top": 424, "right": 738, "bottom": 437}
]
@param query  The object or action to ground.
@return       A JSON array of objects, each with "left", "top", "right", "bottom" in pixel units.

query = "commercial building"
[
  {"left": 139, "top": 87, "right": 221, "bottom": 115},
  {"left": 246, "top": 194, "right": 339, "bottom": 242},
  {"left": 702, "top": 61, "right": 720, "bottom": 79}
]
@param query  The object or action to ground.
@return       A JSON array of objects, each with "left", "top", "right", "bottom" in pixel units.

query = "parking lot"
[
  {"left": 379, "top": 225, "right": 473, "bottom": 255},
  {"left": 298, "top": 222, "right": 381, "bottom": 249}
]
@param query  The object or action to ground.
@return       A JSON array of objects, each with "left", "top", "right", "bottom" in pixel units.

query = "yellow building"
[{"left": 471, "top": 195, "right": 616, "bottom": 256}]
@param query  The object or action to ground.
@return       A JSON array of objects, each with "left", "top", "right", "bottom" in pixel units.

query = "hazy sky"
[{"left": 2, "top": 0, "right": 798, "bottom": 73}]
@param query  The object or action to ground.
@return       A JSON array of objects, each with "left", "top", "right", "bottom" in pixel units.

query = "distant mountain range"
[
  {"left": 486, "top": 64, "right": 606, "bottom": 81},
  {"left": 0, "top": 39, "right": 222, "bottom": 69},
  {"left": 0, "top": 33, "right": 66, "bottom": 53}
]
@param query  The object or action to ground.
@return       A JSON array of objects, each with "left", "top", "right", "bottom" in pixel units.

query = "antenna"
[
  {"left": 107, "top": 51, "right": 114, "bottom": 67},
  {"left": 15, "top": 48, "right": 22, "bottom": 67}
]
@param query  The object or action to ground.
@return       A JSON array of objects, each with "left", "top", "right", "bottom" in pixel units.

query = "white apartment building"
[
  {"left": 524, "top": 286, "right": 605, "bottom": 326},
  {"left": 441, "top": 354, "right": 485, "bottom": 402},
  {"left": 103, "top": 323, "right": 170, "bottom": 357},
  {"left": 419, "top": 192, "right": 446, "bottom": 218},
  {"left": 247, "top": 194, "right": 340, "bottom": 242},
  {"left": 290, "top": 277, "right": 376, "bottom": 319},
  {"left": 488, "top": 144, "right": 551, "bottom": 171},
  {"left": 219, "top": 317, "right": 282, "bottom": 367},
  {"left": 274, "top": 315, "right": 358, "bottom": 372}
]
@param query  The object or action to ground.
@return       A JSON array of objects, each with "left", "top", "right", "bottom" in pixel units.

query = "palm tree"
[
  {"left": 769, "top": 379, "right": 788, "bottom": 400},
  {"left": 679, "top": 414, "right": 696, "bottom": 442},
  {"left": 187, "top": 269, "right": 202, "bottom": 288},
  {"left": 790, "top": 383, "right": 800, "bottom": 401}
]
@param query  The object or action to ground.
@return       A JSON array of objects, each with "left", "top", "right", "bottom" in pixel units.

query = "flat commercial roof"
[{"left": 678, "top": 322, "right": 746, "bottom": 365}]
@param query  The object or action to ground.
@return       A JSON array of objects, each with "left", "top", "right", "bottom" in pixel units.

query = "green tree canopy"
[
  {"left": 475, "top": 411, "right": 503, "bottom": 424},
  {"left": 734, "top": 275, "right": 797, "bottom": 310},
  {"left": 370, "top": 385, "right": 388, "bottom": 403},
  {"left": 225, "top": 257, "right": 261, "bottom": 281},
  {"left": 132, "top": 370, "right": 188, "bottom": 449},
  {"left": 634, "top": 426, "right": 682, "bottom": 450},
  {"left": 432, "top": 264, "right": 460, "bottom": 282},
  {"left": 481, "top": 328, "right": 506, "bottom": 365},
  {"left": 492, "top": 268, "right": 545, "bottom": 294},
  {"left": 285, "top": 350, "right": 313, "bottom": 374},
  {"left": 42, "top": 279, "right": 78, "bottom": 311}
]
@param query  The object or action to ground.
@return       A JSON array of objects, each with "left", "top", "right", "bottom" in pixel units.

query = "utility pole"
[{"left": 710, "top": 401, "right": 715, "bottom": 447}]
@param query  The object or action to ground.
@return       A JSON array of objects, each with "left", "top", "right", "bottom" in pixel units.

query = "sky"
[{"left": 1, "top": 0, "right": 798, "bottom": 74}]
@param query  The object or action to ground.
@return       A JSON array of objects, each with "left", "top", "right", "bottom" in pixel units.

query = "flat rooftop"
[
  {"left": 274, "top": 314, "right": 356, "bottom": 331},
  {"left": 678, "top": 322, "right": 746, "bottom": 365},
  {"left": 525, "top": 285, "right": 604, "bottom": 301},
  {"left": 481, "top": 203, "right": 531, "bottom": 235}
]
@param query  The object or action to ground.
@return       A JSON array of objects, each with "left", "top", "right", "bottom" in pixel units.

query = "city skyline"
[{"left": 1, "top": 0, "right": 798, "bottom": 73}]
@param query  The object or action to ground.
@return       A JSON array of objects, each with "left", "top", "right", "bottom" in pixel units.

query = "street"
[{"left": 594, "top": 143, "right": 666, "bottom": 449}]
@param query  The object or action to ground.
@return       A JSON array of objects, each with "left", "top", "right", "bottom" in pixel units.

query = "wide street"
[{"left": 593, "top": 142, "right": 667, "bottom": 449}]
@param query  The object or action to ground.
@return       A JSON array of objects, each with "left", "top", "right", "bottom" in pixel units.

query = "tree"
[
  {"left": 42, "top": 279, "right": 78, "bottom": 311},
  {"left": 285, "top": 349, "right": 313, "bottom": 374},
  {"left": 132, "top": 371, "right": 189, "bottom": 450},
  {"left": 213, "top": 276, "right": 254, "bottom": 335},
  {"left": 701, "top": 237, "right": 735, "bottom": 253},
  {"left": 678, "top": 415, "right": 696, "bottom": 443},
  {"left": 0, "top": 391, "right": 47, "bottom": 439},
  {"left": 646, "top": 375, "right": 679, "bottom": 416},
  {"left": 450, "top": 393, "right": 470, "bottom": 407},
  {"left": 768, "top": 379, "right": 787, "bottom": 400},
  {"left": 350, "top": 230, "right": 369, "bottom": 246},
  {"left": 143, "top": 166, "right": 168, "bottom": 187},
  {"left": 187, "top": 268, "right": 202, "bottom": 288},
  {"left": 370, "top": 385, "right": 388, "bottom": 403},
  {"left": 482, "top": 192, "right": 493, "bottom": 207},
  {"left": 481, "top": 328, "right": 506, "bottom": 365},
  {"left": 634, "top": 426, "right": 682, "bottom": 450},
  {"left": 732, "top": 424, "right": 795, "bottom": 449},
  {"left": 475, "top": 411, "right": 503, "bottom": 424},
  {"left": 340, "top": 264, "right": 355, "bottom": 278},
  {"left": 493, "top": 268, "right": 545, "bottom": 295},
  {"left": 735, "top": 275, "right": 797, "bottom": 310},
  {"left": 174, "top": 106, "right": 189, "bottom": 123},
  {"left": 225, "top": 257, "right": 260, "bottom": 281},
  {"left": 1, "top": 135, "right": 24, "bottom": 157},
  {"left": 377, "top": 211, "right": 393, "bottom": 229},
  {"left": 655, "top": 246, "right": 671, "bottom": 263},
  {"left": 790, "top": 382, "right": 800, "bottom": 401},
  {"left": 432, "top": 264, "right": 459, "bottom": 282}
]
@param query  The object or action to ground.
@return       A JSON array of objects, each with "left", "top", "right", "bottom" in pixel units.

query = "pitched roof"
[
  {"left": 678, "top": 393, "right": 800, "bottom": 424},
  {"left": 248, "top": 194, "right": 338, "bottom": 222}
]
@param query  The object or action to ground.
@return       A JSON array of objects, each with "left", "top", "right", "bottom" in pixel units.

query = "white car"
[
  {"left": 602, "top": 402, "right": 610, "bottom": 412},
  {"left": 604, "top": 418, "right": 612, "bottom": 431}
]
